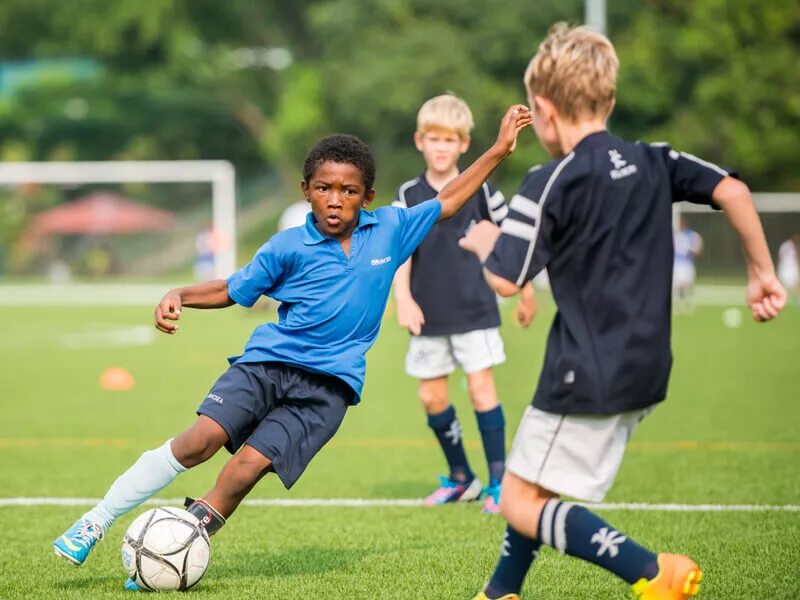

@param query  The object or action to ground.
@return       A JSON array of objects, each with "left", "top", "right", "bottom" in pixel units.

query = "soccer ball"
[{"left": 121, "top": 507, "right": 210, "bottom": 591}]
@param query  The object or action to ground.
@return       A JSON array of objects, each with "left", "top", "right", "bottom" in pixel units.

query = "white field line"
[{"left": 1, "top": 497, "right": 799, "bottom": 511}]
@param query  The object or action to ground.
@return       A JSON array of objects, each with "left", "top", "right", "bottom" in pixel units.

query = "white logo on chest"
[{"left": 370, "top": 256, "right": 392, "bottom": 266}]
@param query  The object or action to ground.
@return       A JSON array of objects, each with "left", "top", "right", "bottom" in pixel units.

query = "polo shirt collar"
[{"left": 301, "top": 209, "right": 378, "bottom": 245}]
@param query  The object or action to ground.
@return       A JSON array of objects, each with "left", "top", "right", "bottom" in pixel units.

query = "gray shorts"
[
  {"left": 507, "top": 405, "right": 653, "bottom": 502},
  {"left": 197, "top": 362, "right": 350, "bottom": 489},
  {"left": 405, "top": 328, "right": 505, "bottom": 379}
]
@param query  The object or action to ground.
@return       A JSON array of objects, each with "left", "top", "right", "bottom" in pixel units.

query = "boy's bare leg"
[{"left": 203, "top": 445, "right": 274, "bottom": 518}]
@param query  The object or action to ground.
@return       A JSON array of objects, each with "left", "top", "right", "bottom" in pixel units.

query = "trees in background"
[{"left": 0, "top": 0, "right": 797, "bottom": 199}]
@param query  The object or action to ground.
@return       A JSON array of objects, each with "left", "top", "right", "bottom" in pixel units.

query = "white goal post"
[{"left": 0, "top": 160, "right": 236, "bottom": 279}]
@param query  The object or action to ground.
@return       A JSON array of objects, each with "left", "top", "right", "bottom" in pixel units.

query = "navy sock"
[
  {"left": 428, "top": 405, "right": 473, "bottom": 483},
  {"left": 475, "top": 406, "right": 506, "bottom": 484},
  {"left": 538, "top": 499, "right": 658, "bottom": 584},
  {"left": 484, "top": 526, "right": 541, "bottom": 598}
]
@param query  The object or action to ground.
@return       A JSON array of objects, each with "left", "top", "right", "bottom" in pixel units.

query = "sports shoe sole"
[
  {"left": 53, "top": 544, "right": 83, "bottom": 567},
  {"left": 457, "top": 477, "right": 484, "bottom": 503}
]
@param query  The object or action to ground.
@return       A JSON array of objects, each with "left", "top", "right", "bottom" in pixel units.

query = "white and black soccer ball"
[{"left": 121, "top": 507, "right": 210, "bottom": 592}]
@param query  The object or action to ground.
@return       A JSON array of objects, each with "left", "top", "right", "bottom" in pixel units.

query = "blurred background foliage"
[{"left": 0, "top": 0, "right": 798, "bottom": 261}]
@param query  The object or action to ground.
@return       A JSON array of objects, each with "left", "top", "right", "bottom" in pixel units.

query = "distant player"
[
  {"left": 673, "top": 216, "right": 703, "bottom": 311},
  {"left": 52, "top": 108, "right": 533, "bottom": 589},
  {"left": 777, "top": 233, "right": 799, "bottom": 303},
  {"left": 459, "top": 23, "right": 786, "bottom": 600},
  {"left": 277, "top": 200, "right": 311, "bottom": 232},
  {"left": 393, "top": 94, "right": 536, "bottom": 513}
]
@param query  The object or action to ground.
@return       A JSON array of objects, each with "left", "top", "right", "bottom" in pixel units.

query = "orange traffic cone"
[{"left": 100, "top": 367, "right": 135, "bottom": 391}]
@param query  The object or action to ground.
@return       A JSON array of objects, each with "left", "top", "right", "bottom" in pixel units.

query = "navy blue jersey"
[
  {"left": 394, "top": 173, "right": 507, "bottom": 336},
  {"left": 485, "top": 131, "right": 728, "bottom": 415}
]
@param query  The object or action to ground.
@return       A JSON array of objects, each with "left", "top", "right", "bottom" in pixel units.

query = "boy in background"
[
  {"left": 461, "top": 23, "right": 785, "bottom": 600},
  {"left": 393, "top": 94, "right": 536, "bottom": 513},
  {"left": 673, "top": 216, "right": 703, "bottom": 311}
]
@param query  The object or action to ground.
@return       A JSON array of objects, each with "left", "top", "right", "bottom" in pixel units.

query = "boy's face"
[
  {"left": 301, "top": 161, "right": 374, "bottom": 241},
  {"left": 529, "top": 94, "right": 564, "bottom": 158},
  {"left": 414, "top": 127, "right": 469, "bottom": 175}
]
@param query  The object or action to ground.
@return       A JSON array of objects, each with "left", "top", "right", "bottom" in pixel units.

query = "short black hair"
[{"left": 302, "top": 134, "right": 376, "bottom": 190}]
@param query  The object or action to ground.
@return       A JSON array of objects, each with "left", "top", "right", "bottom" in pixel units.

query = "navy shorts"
[{"left": 197, "top": 362, "right": 351, "bottom": 489}]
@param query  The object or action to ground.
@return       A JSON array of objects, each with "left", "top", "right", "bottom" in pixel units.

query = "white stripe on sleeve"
[
  {"left": 490, "top": 204, "right": 509, "bottom": 222},
  {"left": 500, "top": 218, "right": 537, "bottom": 241},
  {"left": 488, "top": 190, "right": 506, "bottom": 209},
  {"left": 676, "top": 151, "right": 729, "bottom": 176},
  {"left": 514, "top": 152, "right": 575, "bottom": 287},
  {"left": 509, "top": 194, "right": 541, "bottom": 221}
]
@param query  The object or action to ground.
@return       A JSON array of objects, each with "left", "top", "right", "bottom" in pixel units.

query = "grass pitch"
[{"left": 0, "top": 295, "right": 798, "bottom": 598}]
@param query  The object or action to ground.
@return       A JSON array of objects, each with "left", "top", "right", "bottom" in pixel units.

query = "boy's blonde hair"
[
  {"left": 416, "top": 94, "right": 474, "bottom": 139},
  {"left": 524, "top": 22, "right": 618, "bottom": 122}
]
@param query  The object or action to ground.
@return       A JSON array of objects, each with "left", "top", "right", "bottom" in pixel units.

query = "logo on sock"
[
  {"left": 444, "top": 420, "right": 462, "bottom": 446},
  {"left": 590, "top": 527, "right": 627, "bottom": 558},
  {"left": 501, "top": 531, "right": 511, "bottom": 557}
]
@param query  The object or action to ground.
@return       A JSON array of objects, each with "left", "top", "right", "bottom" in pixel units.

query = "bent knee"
[{"left": 418, "top": 380, "right": 448, "bottom": 414}]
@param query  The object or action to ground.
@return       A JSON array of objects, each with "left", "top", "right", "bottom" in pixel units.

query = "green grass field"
[{"left": 1, "top": 296, "right": 799, "bottom": 599}]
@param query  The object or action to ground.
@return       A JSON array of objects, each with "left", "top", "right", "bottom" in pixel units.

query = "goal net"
[{"left": 0, "top": 161, "right": 236, "bottom": 289}]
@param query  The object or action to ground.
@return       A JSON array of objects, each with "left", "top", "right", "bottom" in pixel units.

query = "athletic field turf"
[{"left": 1, "top": 295, "right": 798, "bottom": 598}]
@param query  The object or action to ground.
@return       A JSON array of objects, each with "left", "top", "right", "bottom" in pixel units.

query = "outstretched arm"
[
  {"left": 154, "top": 279, "right": 234, "bottom": 334},
  {"left": 437, "top": 105, "right": 530, "bottom": 221},
  {"left": 712, "top": 177, "right": 786, "bottom": 322}
]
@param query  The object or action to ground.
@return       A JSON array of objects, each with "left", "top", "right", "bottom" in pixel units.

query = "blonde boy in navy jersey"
[
  {"left": 393, "top": 94, "right": 536, "bottom": 513},
  {"left": 461, "top": 23, "right": 786, "bottom": 600}
]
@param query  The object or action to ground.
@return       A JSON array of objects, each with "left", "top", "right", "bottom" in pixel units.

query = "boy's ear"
[
  {"left": 459, "top": 135, "right": 470, "bottom": 154},
  {"left": 362, "top": 189, "right": 376, "bottom": 208},
  {"left": 300, "top": 180, "right": 310, "bottom": 199},
  {"left": 413, "top": 131, "right": 425, "bottom": 152}
]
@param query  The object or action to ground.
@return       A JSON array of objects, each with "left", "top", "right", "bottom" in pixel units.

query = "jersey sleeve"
[
  {"left": 484, "top": 168, "right": 563, "bottom": 287},
  {"left": 226, "top": 240, "right": 285, "bottom": 307},
  {"left": 652, "top": 143, "right": 729, "bottom": 207},
  {"left": 477, "top": 181, "right": 508, "bottom": 224},
  {"left": 395, "top": 199, "right": 442, "bottom": 263},
  {"left": 392, "top": 178, "right": 418, "bottom": 209}
]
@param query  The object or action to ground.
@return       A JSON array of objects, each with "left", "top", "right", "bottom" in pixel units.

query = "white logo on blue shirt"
[{"left": 370, "top": 256, "right": 392, "bottom": 266}]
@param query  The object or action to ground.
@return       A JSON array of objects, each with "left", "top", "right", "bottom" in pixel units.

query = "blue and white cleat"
[
  {"left": 53, "top": 519, "right": 104, "bottom": 566},
  {"left": 124, "top": 578, "right": 145, "bottom": 592}
]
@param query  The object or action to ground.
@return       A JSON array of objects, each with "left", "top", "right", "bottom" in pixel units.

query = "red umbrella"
[{"left": 29, "top": 192, "right": 175, "bottom": 235}]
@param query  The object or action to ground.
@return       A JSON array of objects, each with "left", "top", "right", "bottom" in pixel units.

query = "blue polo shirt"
[{"left": 226, "top": 199, "right": 442, "bottom": 403}]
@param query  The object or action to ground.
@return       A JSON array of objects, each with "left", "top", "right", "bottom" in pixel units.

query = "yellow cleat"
[
  {"left": 471, "top": 592, "right": 520, "bottom": 600},
  {"left": 631, "top": 553, "right": 703, "bottom": 599}
]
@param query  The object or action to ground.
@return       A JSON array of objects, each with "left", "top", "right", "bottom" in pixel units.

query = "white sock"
[{"left": 82, "top": 438, "right": 187, "bottom": 531}]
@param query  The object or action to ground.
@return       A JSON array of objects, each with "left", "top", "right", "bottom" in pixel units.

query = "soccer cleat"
[
  {"left": 631, "top": 553, "right": 703, "bottom": 599},
  {"left": 53, "top": 518, "right": 104, "bottom": 566},
  {"left": 423, "top": 475, "right": 483, "bottom": 505},
  {"left": 481, "top": 481, "right": 501, "bottom": 514},
  {"left": 471, "top": 592, "right": 520, "bottom": 600},
  {"left": 124, "top": 578, "right": 145, "bottom": 592}
]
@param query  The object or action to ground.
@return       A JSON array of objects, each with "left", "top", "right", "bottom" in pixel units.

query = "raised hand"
[{"left": 493, "top": 104, "right": 532, "bottom": 157}]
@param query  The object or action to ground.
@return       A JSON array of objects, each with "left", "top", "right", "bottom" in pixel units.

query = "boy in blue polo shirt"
[
  {"left": 461, "top": 24, "right": 786, "bottom": 600},
  {"left": 53, "top": 106, "right": 532, "bottom": 585}
]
